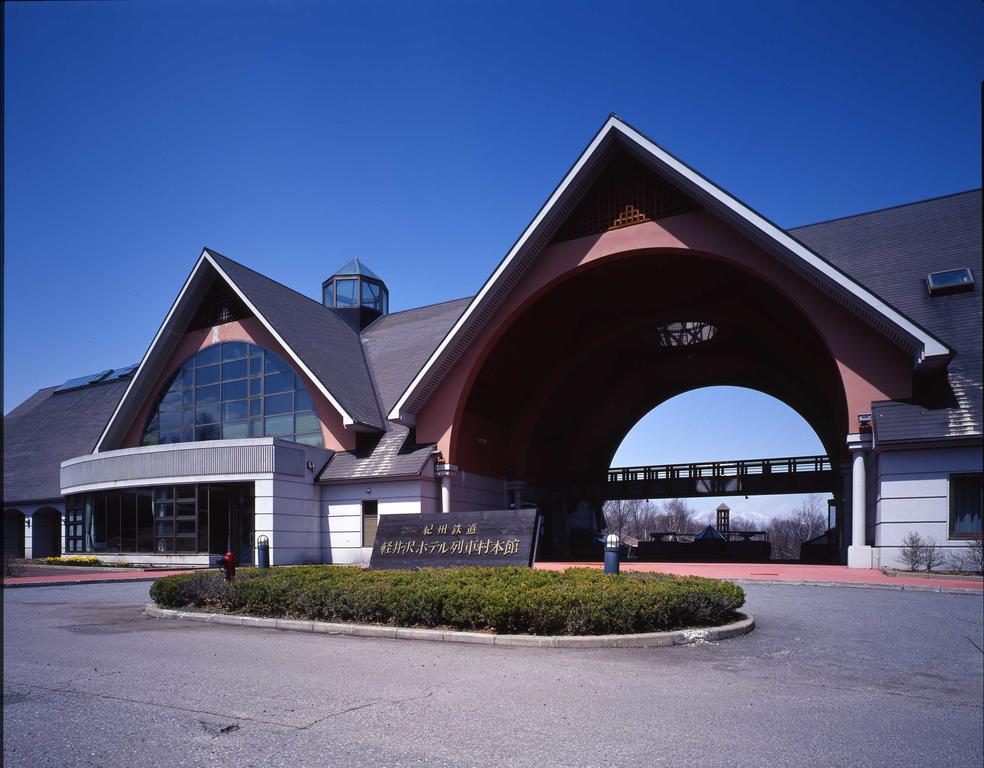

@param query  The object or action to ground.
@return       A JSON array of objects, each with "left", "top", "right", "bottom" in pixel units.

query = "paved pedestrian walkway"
[
  {"left": 5, "top": 561, "right": 980, "bottom": 592},
  {"left": 536, "top": 560, "right": 983, "bottom": 592},
  {"left": 2, "top": 568, "right": 198, "bottom": 588}
]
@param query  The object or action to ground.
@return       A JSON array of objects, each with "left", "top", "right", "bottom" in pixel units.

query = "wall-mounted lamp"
[
  {"left": 858, "top": 413, "right": 872, "bottom": 433},
  {"left": 365, "top": 488, "right": 372, "bottom": 495},
  {"left": 476, "top": 436, "right": 488, "bottom": 447},
  {"left": 306, "top": 461, "right": 315, "bottom": 471}
]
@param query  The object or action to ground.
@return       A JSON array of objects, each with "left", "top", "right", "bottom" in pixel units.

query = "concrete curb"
[
  {"left": 144, "top": 603, "right": 755, "bottom": 648},
  {"left": 728, "top": 578, "right": 983, "bottom": 595}
]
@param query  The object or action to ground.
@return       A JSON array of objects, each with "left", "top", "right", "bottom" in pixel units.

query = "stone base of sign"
[{"left": 144, "top": 603, "right": 754, "bottom": 647}]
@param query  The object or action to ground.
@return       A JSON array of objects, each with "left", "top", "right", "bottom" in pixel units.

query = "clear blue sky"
[{"left": 4, "top": 1, "right": 982, "bottom": 516}]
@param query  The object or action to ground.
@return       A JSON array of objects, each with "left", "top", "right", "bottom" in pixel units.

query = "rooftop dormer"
[{"left": 322, "top": 258, "right": 389, "bottom": 332}]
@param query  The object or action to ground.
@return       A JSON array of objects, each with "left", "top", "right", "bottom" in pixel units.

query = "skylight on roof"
[
  {"left": 54, "top": 370, "right": 113, "bottom": 392},
  {"left": 927, "top": 268, "right": 974, "bottom": 297},
  {"left": 54, "top": 365, "right": 138, "bottom": 393},
  {"left": 104, "top": 364, "right": 139, "bottom": 381}
]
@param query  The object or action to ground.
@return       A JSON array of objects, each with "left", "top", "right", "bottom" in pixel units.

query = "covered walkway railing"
[{"left": 605, "top": 455, "right": 834, "bottom": 499}]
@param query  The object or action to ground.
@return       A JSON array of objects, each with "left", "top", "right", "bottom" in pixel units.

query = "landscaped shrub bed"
[
  {"left": 150, "top": 566, "right": 745, "bottom": 635},
  {"left": 35, "top": 556, "right": 132, "bottom": 567}
]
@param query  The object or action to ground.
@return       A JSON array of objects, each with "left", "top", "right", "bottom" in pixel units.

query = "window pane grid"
[{"left": 142, "top": 342, "right": 322, "bottom": 448}]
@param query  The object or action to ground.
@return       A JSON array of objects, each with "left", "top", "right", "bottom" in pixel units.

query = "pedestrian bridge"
[{"left": 604, "top": 455, "right": 834, "bottom": 500}]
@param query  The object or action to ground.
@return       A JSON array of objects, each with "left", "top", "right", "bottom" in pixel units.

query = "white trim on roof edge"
[
  {"left": 388, "top": 116, "right": 951, "bottom": 423},
  {"left": 95, "top": 252, "right": 209, "bottom": 452},
  {"left": 95, "top": 250, "right": 359, "bottom": 453},
  {"left": 204, "top": 252, "right": 360, "bottom": 428}
]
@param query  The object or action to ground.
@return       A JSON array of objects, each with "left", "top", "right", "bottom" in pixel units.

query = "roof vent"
[{"left": 926, "top": 268, "right": 974, "bottom": 296}]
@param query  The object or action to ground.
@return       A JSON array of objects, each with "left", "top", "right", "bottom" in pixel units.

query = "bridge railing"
[{"left": 607, "top": 455, "right": 831, "bottom": 484}]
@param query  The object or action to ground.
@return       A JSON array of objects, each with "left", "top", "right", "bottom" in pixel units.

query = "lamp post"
[{"left": 604, "top": 533, "right": 620, "bottom": 575}]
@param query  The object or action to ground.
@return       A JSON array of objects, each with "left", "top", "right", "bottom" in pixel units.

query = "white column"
[
  {"left": 847, "top": 433, "right": 874, "bottom": 568},
  {"left": 435, "top": 464, "right": 457, "bottom": 515},
  {"left": 23, "top": 514, "right": 33, "bottom": 560}
]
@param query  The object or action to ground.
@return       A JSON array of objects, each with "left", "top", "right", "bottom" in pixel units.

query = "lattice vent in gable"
[{"left": 552, "top": 152, "right": 699, "bottom": 243}]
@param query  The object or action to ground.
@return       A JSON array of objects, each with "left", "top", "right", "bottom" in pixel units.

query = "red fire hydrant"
[{"left": 222, "top": 550, "right": 236, "bottom": 582}]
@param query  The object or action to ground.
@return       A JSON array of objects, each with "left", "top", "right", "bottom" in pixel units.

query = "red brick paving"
[
  {"left": 535, "top": 561, "right": 983, "bottom": 591},
  {"left": 2, "top": 569, "right": 198, "bottom": 588},
  {"left": 4, "top": 562, "right": 980, "bottom": 592}
]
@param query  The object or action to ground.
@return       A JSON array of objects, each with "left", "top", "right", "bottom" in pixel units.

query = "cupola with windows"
[{"left": 322, "top": 258, "right": 389, "bottom": 332}]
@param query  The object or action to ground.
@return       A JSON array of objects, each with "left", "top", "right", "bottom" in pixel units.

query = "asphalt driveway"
[{"left": 3, "top": 581, "right": 982, "bottom": 768}]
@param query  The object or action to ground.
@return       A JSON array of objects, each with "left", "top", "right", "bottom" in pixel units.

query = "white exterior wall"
[
  {"left": 323, "top": 471, "right": 440, "bottom": 565},
  {"left": 258, "top": 474, "right": 323, "bottom": 566},
  {"left": 874, "top": 444, "right": 982, "bottom": 568}
]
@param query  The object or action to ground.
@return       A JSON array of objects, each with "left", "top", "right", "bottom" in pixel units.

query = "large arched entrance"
[
  {"left": 31, "top": 507, "right": 62, "bottom": 559},
  {"left": 606, "top": 386, "right": 835, "bottom": 561},
  {"left": 402, "top": 123, "right": 937, "bottom": 568},
  {"left": 3, "top": 509, "right": 26, "bottom": 559},
  {"left": 449, "top": 250, "right": 850, "bottom": 557}
]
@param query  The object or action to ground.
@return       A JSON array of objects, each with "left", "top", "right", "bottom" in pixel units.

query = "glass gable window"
[{"left": 141, "top": 342, "right": 324, "bottom": 447}]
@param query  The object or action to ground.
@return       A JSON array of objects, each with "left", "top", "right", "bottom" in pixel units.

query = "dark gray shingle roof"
[
  {"left": 3, "top": 379, "right": 130, "bottom": 504},
  {"left": 790, "top": 190, "right": 982, "bottom": 444},
  {"left": 206, "top": 249, "right": 384, "bottom": 430},
  {"left": 317, "top": 298, "right": 470, "bottom": 481},
  {"left": 318, "top": 425, "right": 436, "bottom": 481},
  {"left": 361, "top": 298, "right": 471, "bottom": 414}
]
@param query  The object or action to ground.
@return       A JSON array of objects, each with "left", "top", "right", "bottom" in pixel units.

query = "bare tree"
[
  {"left": 767, "top": 494, "right": 828, "bottom": 559},
  {"left": 654, "top": 498, "right": 703, "bottom": 535},
  {"left": 728, "top": 514, "right": 760, "bottom": 533},
  {"left": 898, "top": 531, "right": 925, "bottom": 571},
  {"left": 603, "top": 499, "right": 643, "bottom": 541},
  {"left": 948, "top": 535, "right": 983, "bottom": 574},
  {"left": 922, "top": 537, "right": 946, "bottom": 572}
]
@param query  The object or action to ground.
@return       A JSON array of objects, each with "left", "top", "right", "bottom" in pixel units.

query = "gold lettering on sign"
[{"left": 377, "top": 537, "right": 524, "bottom": 557}]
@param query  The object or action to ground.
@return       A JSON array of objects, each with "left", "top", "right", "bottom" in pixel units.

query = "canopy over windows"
[{"left": 141, "top": 342, "right": 324, "bottom": 448}]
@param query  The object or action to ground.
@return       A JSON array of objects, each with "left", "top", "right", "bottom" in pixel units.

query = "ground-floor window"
[
  {"left": 362, "top": 500, "right": 378, "bottom": 547},
  {"left": 66, "top": 500, "right": 85, "bottom": 552},
  {"left": 66, "top": 483, "right": 254, "bottom": 558},
  {"left": 950, "top": 473, "right": 982, "bottom": 538}
]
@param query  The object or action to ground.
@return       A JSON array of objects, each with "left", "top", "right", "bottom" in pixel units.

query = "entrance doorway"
[
  {"left": 31, "top": 508, "right": 62, "bottom": 558},
  {"left": 207, "top": 484, "right": 255, "bottom": 565}
]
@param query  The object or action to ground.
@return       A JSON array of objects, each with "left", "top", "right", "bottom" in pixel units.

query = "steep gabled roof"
[
  {"left": 206, "top": 250, "right": 383, "bottom": 429},
  {"left": 387, "top": 115, "right": 951, "bottom": 424},
  {"left": 4, "top": 379, "right": 130, "bottom": 503},
  {"left": 95, "top": 249, "right": 383, "bottom": 450},
  {"left": 791, "top": 189, "right": 982, "bottom": 443}
]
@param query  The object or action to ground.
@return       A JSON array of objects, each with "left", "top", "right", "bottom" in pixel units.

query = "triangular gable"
[
  {"left": 388, "top": 115, "right": 952, "bottom": 424},
  {"left": 96, "top": 249, "right": 383, "bottom": 451}
]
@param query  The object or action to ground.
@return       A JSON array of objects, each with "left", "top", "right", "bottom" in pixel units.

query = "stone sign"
[{"left": 369, "top": 509, "right": 539, "bottom": 570}]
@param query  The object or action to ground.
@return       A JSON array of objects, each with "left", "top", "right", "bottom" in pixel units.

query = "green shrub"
[
  {"left": 150, "top": 566, "right": 744, "bottom": 635},
  {"left": 35, "top": 556, "right": 133, "bottom": 567}
]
